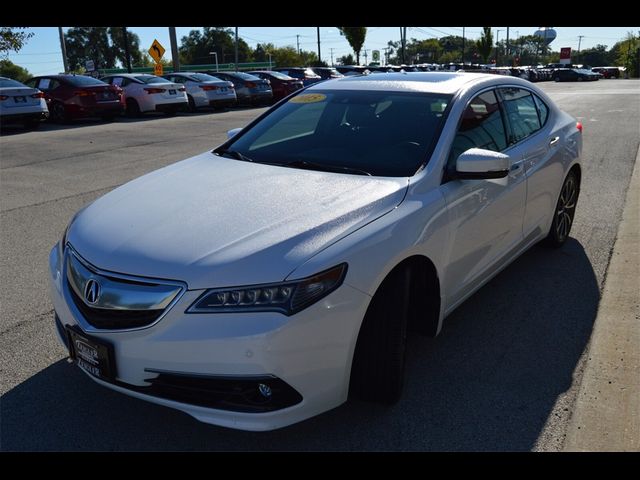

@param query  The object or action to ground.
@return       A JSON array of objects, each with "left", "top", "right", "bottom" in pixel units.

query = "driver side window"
[{"left": 447, "top": 90, "right": 508, "bottom": 171}]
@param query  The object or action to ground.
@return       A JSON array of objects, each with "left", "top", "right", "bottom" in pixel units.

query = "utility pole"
[
  {"left": 383, "top": 47, "right": 390, "bottom": 66},
  {"left": 169, "top": 27, "right": 180, "bottom": 73},
  {"left": 462, "top": 26, "right": 465, "bottom": 64},
  {"left": 330, "top": 48, "right": 335, "bottom": 66},
  {"left": 496, "top": 29, "right": 503, "bottom": 66},
  {"left": 363, "top": 49, "right": 369, "bottom": 65},
  {"left": 506, "top": 26, "right": 510, "bottom": 63},
  {"left": 297, "top": 34, "right": 300, "bottom": 55},
  {"left": 58, "top": 27, "right": 69, "bottom": 73},
  {"left": 400, "top": 27, "right": 407, "bottom": 64},
  {"left": 317, "top": 27, "right": 321, "bottom": 64},
  {"left": 234, "top": 27, "right": 239, "bottom": 71},
  {"left": 577, "top": 35, "right": 585, "bottom": 64},
  {"left": 122, "top": 27, "right": 132, "bottom": 73}
]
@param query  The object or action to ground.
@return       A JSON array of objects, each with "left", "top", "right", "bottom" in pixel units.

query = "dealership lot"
[{"left": 1, "top": 80, "right": 639, "bottom": 450}]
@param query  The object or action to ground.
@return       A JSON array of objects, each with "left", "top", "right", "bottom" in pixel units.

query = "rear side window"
[
  {"left": 449, "top": 89, "right": 507, "bottom": 166},
  {"left": 499, "top": 87, "right": 541, "bottom": 144},
  {"left": 532, "top": 94, "right": 549, "bottom": 127}
]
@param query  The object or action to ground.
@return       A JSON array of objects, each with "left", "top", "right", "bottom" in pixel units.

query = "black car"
[
  {"left": 208, "top": 71, "right": 273, "bottom": 106},
  {"left": 310, "top": 67, "right": 344, "bottom": 80},
  {"left": 552, "top": 68, "right": 600, "bottom": 82}
]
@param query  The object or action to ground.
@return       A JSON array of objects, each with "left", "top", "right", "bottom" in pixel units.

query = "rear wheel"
[
  {"left": 544, "top": 170, "right": 579, "bottom": 248},
  {"left": 126, "top": 98, "right": 141, "bottom": 117},
  {"left": 187, "top": 95, "right": 197, "bottom": 112},
  {"left": 350, "top": 266, "right": 410, "bottom": 404},
  {"left": 24, "top": 119, "right": 41, "bottom": 130},
  {"left": 50, "top": 102, "right": 68, "bottom": 123}
]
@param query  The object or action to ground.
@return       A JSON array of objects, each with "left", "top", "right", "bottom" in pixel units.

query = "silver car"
[
  {"left": 162, "top": 72, "right": 237, "bottom": 111},
  {"left": 0, "top": 76, "right": 49, "bottom": 129},
  {"left": 101, "top": 74, "right": 188, "bottom": 117}
]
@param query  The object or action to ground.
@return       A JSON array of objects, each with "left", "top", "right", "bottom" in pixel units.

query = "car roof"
[{"left": 307, "top": 71, "right": 507, "bottom": 94}]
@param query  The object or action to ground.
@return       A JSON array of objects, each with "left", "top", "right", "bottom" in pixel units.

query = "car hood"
[{"left": 68, "top": 152, "right": 408, "bottom": 289}]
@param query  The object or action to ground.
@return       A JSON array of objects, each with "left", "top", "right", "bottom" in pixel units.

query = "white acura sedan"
[{"left": 49, "top": 73, "right": 582, "bottom": 431}]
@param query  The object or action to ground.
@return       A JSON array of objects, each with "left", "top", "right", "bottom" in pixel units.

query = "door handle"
[{"left": 549, "top": 136, "right": 560, "bottom": 146}]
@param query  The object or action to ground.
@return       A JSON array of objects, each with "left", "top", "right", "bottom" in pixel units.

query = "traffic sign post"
[{"left": 154, "top": 64, "right": 163, "bottom": 76}]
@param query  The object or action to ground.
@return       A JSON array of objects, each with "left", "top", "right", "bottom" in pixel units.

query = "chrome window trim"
[{"left": 62, "top": 244, "right": 188, "bottom": 333}]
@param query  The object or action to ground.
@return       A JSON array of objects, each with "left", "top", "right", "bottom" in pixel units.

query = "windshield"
[
  {"left": 188, "top": 73, "right": 221, "bottom": 82},
  {"left": 0, "top": 78, "right": 26, "bottom": 88},
  {"left": 66, "top": 76, "right": 107, "bottom": 86},
  {"left": 221, "top": 89, "right": 452, "bottom": 177},
  {"left": 134, "top": 75, "right": 167, "bottom": 84}
]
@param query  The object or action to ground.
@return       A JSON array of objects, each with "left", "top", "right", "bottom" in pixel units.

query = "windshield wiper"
[
  {"left": 215, "top": 149, "right": 254, "bottom": 163},
  {"left": 285, "top": 160, "right": 372, "bottom": 176}
]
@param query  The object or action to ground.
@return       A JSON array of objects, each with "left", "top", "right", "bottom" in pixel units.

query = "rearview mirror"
[
  {"left": 455, "top": 148, "right": 510, "bottom": 180},
  {"left": 227, "top": 127, "right": 243, "bottom": 139}
]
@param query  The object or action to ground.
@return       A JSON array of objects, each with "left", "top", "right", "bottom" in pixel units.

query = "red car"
[
  {"left": 247, "top": 70, "right": 304, "bottom": 102},
  {"left": 25, "top": 74, "right": 124, "bottom": 122}
]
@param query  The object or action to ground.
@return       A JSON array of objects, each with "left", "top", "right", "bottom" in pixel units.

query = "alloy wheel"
[{"left": 555, "top": 175, "right": 577, "bottom": 242}]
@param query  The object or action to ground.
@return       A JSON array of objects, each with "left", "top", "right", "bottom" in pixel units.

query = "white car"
[
  {"left": 101, "top": 73, "right": 188, "bottom": 116},
  {"left": 0, "top": 76, "right": 49, "bottom": 129},
  {"left": 162, "top": 72, "right": 237, "bottom": 111},
  {"left": 49, "top": 73, "right": 582, "bottom": 431}
]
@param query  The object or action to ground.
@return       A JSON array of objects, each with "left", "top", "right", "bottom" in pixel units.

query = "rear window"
[
  {"left": 222, "top": 89, "right": 452, "bottom": 177},
  {"left": 188, "top": 73, "right": 221, "bottom": 82},
  {"left": 66, "top": 76, "right": 107, "bottom": 86},
  {"left": 134, "top": 75, "right": 166, "bottom": 84},
  {"left": 229, "top": 72, "right": 260, "bottom": 80},
  {"left": 263, "top": 71, "right": 293, "bottom": 80},
  {"left": 0, "top": 78, "right": 26, "bottom": 88}
]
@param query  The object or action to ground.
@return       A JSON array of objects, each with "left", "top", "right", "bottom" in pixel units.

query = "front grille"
[
  {"left": 118, "top": 372, "right": 303, "bottom": 413},
  {"left": 67, "top": 281, "right": 163, "bottom": 329}
]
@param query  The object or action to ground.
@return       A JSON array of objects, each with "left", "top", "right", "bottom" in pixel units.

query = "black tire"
[
  {"left": 543, "top": 170, "right": 580, "bottom": 248},
  {"left": 126, "top": 98, "right": 141, "bottom": 117},
  {"left": 187, "top": 95, "right": 197, "bottom": 112},
  {"left": 164, "top": 110, "right": 177, "bottom": 117},
  {"left": 350, "top": 266, "right": 411, "bottom": 404},
  {"left": 50, "top": 102, "right": 68, "bottom": 123},
  {"left": 553, "top": 75, "right": 560, "bottom": 82}
]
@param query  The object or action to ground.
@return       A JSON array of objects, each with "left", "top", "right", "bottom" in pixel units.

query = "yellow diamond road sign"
[{"left": 149, "top": 39, "right": 166, "bottom": 64}]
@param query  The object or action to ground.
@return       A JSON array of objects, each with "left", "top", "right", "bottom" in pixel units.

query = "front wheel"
[
  {"left": 543, "top": 170, "right": 580, "bottom": 248},
  {"left": 349, "top": 266, "right": 410, "bottom": 404}
]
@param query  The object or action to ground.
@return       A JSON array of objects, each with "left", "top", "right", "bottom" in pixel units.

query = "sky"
[{"left": 6, "top": 26, "right": 638, "bottom": 75}]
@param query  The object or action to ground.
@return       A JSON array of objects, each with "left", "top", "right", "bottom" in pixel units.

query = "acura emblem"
[{"left": 84, "top": 279, "right": 101, "bottom": 305}]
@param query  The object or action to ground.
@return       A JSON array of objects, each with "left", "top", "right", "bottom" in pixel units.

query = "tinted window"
[
  {"left": 228, "top": 72, "right": 260, "bottom": 81},
  {"left": 0, "top": 78, "right": 26, "bottom": 88},
  {"left": 66, "top": 76, "right": 107, "bottom": 86},
  {"left": 222, "top": 90, "right": 452, "bottom": 177},
  {"left": 24, "top": 78, "right": 38, "bottom": 88},
  {"left": 499, "top": 87, "right": 541, "bottom": 144},
  {"left": 188, "top": 73, "right": 221, "bottom": 82},
  {"left": 134, "top": 75, "right": 166, "bottom": 84},
  {"left": 258, "top": 71, "right": 292, "bottom": 80},
  {"left": 532, "top": 94, "right": 549, "bottom": 126},
  {"left": 449, "top": 90, "right": 507, "bottom": 165}
]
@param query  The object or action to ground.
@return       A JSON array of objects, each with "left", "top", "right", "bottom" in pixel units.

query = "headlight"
[{"left": 187, "top": 263, "right": 347, "bottom": 316}]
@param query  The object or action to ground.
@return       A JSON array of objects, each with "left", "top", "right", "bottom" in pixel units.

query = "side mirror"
[
  {"left": 455, "top": 148, "right": 510, "bottom": 180},
  {"left": 227, "top": 127, "right": 243, "bottom": 139}
]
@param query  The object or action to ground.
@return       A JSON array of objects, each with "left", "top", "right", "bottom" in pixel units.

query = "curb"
[{"left": 563, "top": 146, "right": 640, "bottom": 451}]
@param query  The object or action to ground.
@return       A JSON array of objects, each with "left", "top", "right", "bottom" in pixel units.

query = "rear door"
[{"left": 498, "top": 87, "right": 565, "bottom": 237}]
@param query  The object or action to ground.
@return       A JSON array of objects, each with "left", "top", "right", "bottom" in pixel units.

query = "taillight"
[
  {"left": 245, "top": 81, "right": 257, "bottom": 88},
  {"left": 178, "top": 86, "right": 186, "bottom": 92},
  {"left": 576, "top": 121, "right": 583, "bottom": 133},
  {"left": 201, "top": 85, "right": 219, "bottom": 91},
  {"left": 144, "top": 87, "right": 165, "bottom": 94},
  {"left": 31, "top": 92, "right": 45, "bottom": 98},
  {"left": 74, "top": 90, "right": 95, "bottom": 97},
  {"left": 0, "top": 95, "right": 8, "bottom": 101}
]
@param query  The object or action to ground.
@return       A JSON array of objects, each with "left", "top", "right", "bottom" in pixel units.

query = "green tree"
[
  {"left": 337, "top": 53, "right": 355, "bottom": 65},
  {"left": 337, "top": 27, "right": 367, "bottom": 64},
  {"left": 65, "top": 27, "right": 115, "bottom": 71},
  {"left": 0, "top": 27, "right": 33, "bottom": 56},
  {"left": 577, "top": 44, "right": 612, "bottom": 67},
  {"left": 108, "top": 28, "right": 146, "bottom": 67},
  {"left": 477, "top": 27, "right": 493, "bottom": 64},
  {"left": 178, "top": 27, "right": 252, "bottom": 66},
  {"left": 0, "top": 59, "right": 31, "bottom": 82},
  {"left": 612, "top": 31, "right": 639, "bottom": 77}
]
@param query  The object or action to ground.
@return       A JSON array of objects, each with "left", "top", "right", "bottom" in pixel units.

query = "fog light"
[{"left": 258, "top": 383, "right": 272, "bottom": 399}]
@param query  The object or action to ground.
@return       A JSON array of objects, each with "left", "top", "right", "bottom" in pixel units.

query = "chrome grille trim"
[{"left": 63, "top": 244, "right": 187, "bottom": 332}]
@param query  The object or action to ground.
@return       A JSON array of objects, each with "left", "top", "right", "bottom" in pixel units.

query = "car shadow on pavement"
[{"left": 0, "top": 238, "right": 598, "bottom": 451}]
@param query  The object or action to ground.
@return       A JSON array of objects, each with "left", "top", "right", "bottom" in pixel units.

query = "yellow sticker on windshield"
[{"left": 289, "top": 93, "right": 327, "bottom": 104}]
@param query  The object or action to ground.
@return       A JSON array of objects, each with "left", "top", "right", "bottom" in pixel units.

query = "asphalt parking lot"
[{"left": 1, "top": 80, "right": 639, "bottom": 451}]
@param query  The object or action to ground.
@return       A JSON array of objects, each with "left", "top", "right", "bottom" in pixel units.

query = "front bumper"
[{"left": 49, "top": 243, "right": 370, "bottom": 431}]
